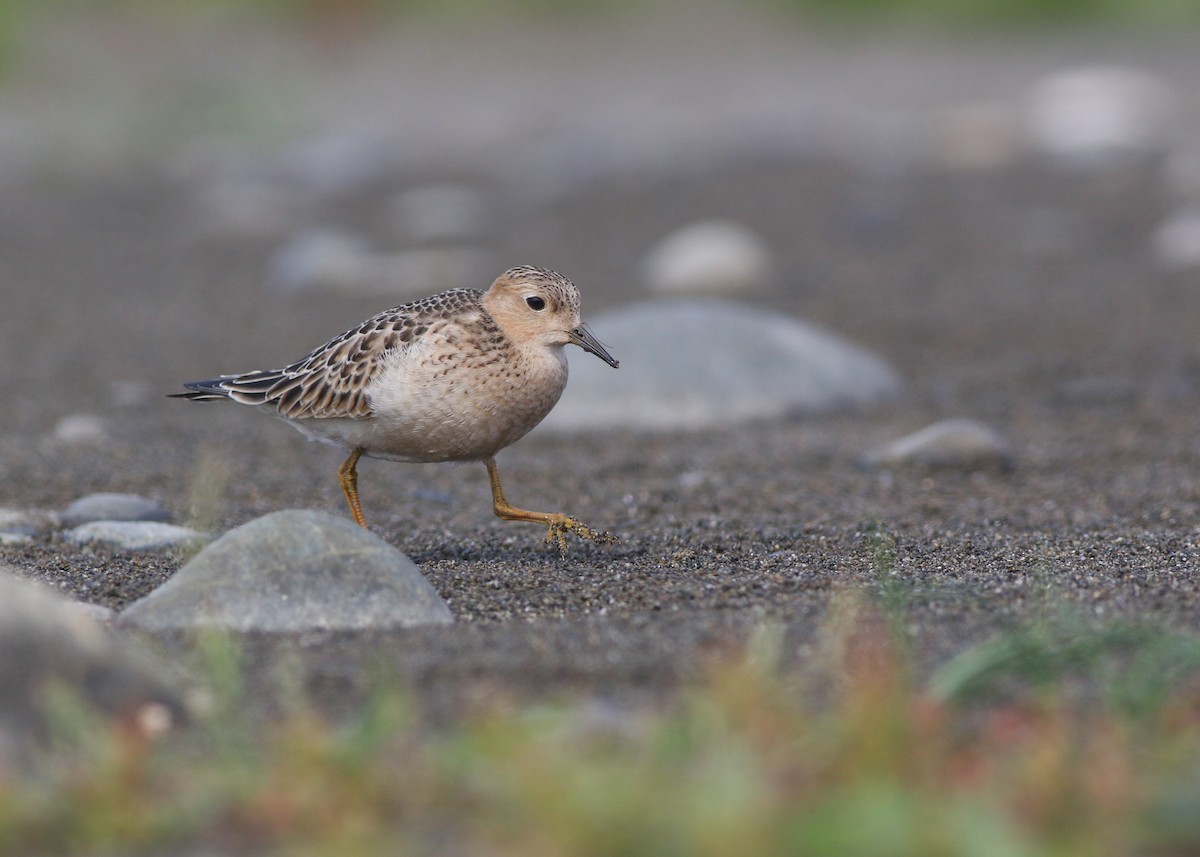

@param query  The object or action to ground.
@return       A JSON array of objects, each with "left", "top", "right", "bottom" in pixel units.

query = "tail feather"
[
  {"left": 168, "top": 389, "right": 228, "bottom": 402},
  {"left": 168, "top": 372, "right": 287, "bottom": 404}
]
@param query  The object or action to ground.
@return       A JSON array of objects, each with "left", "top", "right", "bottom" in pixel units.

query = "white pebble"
[
  {"left": 1026, "top": 67, "right": 1174, "bottom": 162},
  {"left": 51, "top": 414, "right": 110, "bottom": 446},
  {"left": 863, "top": 419, "right": 1014, "bottom": 471},
  {"left": 66, "top": 521, "right": 208, "bottom": 551},
  {"left": 1153, "top": 209, "right": 1200, "bottom": 270},
  {"left": 644, "top": 221, "right": 773, "bottom": 295}
]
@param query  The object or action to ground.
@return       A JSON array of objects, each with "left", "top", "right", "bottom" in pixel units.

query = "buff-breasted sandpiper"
[{"left": 171, "top": 266, "right": 619, "bottom": 550}]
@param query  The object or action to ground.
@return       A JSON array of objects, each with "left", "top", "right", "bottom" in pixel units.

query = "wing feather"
[{"left": 173, "top": 289, "right": 485, "bottom": 419}]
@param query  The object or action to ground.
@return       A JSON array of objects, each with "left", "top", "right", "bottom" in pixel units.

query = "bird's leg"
[
  {"left": 338, "top": 447, "right": 367, "bottom": 527},
  {"left": 484, "top": 457, "right": 616, "bottom": 554}
]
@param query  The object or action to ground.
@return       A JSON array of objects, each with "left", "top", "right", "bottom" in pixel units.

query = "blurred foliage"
[
  {"left": 1, "top": 0, "right": 1197, "bottom": 73},
  {"left": 774, "top": 0, "right": 1200, "bottom": 25},
  {"left": 5, "top": 0, "right": 1200, "bottom": 31},
  {"left": 4, "top": 594, "right": 1200, "bottom": 856}
]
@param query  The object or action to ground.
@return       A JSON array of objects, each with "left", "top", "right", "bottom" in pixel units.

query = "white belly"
[{"left": 285, "top": 339, "right": 570, "bottom": 463}]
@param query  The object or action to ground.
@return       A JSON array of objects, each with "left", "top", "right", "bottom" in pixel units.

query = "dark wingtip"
[{"left": 167, "top": 379, "right": 229, "bottom": 401}]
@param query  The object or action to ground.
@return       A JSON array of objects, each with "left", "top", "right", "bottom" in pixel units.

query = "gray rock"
[
  {"left": 66, "top": 521, "right": 207, "bottom": 551},
  {"left": 935, "top": 102, "right": 1021, "bottom": 172},
  {"left": 50, "top": 413, "right": 110, "bottom": 446},
  {"left": 1026, "top": 67, "right": 1174, "bottom": 163},
  {"left": 863, "top": 419, "right": 1015, "bottom": 471},
  {"left": 0, "top": 507, "right": 60, "bottom": 542},
  {"left": 0, "top": 570, "right": 181, "bottom": 767},
  {"left": 644, "top": 221, "right": 773, "bottom": 295},
  {"left": 118, "top": 510, "right": 453, "bottom": 633},
  {"left": 62, "top": 492, "right": 172, "bottom": 527},
  {"left": 1153, "top": 208, "right": 1200, "bottom": 271},
  {"left": 538, "top": 298, "right": 901, "bottom": 433}
]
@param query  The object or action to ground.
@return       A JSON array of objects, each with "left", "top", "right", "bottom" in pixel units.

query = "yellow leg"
[
  {"left": 484, "top": 457, "right": 615, "bottom": 554},
  {"left": 338, "top": 447, "right": 367, "bottom": 527}
]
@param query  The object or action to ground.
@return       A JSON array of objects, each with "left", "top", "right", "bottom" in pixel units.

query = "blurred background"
[{"left": 1, "top": 0, "right": 1199, "bottom": 437}]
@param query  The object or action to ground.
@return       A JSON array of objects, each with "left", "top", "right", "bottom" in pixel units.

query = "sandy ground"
[{"left": 2, "top": 11, "right": 1200, "bottom": 712}]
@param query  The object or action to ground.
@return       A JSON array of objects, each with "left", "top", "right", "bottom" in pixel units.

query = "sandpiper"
[{"left": 172, "top": 266, "right": 619, "bottom": 550}]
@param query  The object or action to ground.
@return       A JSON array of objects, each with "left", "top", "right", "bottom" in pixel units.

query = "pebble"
[
  {"left": 0, "top": 508, "right": 60, "bottom": 544},
  {"left": 66, "top": 521, "right": 207, "bottom": 551},
  {"left": 862, "top": 419, "right": 1014, "bottom": 471},
  {"left": 1152, "top": 208, "right": 1200, "bottom": 271},
  {"left": 935, "top": 103, "right": 1022, "bottom": 172},
  {"left": 1025, "top": 67, "right": 1173, "bottom": 163},
  {"left": 50, "top": 413, "right": 110, "bottom": 446},
  {"left": 117, "top": 510, "right": 454, "bottom": 633},
  {"left": 644, "top": 221, "right": 773, "bottom": 295},
  {"left": 0, "top": 569, "right": 181, "bottom": 767},
  {"left": 61, "top": 492, "right": 172, "bottom": 527},
  {"left": 539, "top": 298, "right": 901, "bottom": 433}
]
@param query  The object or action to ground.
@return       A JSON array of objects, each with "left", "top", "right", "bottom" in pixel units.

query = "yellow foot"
[{"left": 543, "top": 513, "right": 619, "bottom": 556}]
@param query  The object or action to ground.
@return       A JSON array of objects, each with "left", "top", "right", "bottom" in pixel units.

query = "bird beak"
[{"left": 568, "top": 324, "right": 619, "bottom": 368}]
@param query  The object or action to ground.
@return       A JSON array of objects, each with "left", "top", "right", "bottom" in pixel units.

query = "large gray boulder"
[
  {"left": 118, "top": 510, "right": 453, "bottom": 633},
  {"left": 541, "top": 298, "right": 901, "bottom": 433}
]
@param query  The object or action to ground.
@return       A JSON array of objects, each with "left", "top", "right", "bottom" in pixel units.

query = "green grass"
[{"left": 5, "top": 593, "right": 1200, "bottom": 856}]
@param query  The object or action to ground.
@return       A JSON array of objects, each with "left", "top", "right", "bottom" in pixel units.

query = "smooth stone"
[
  {"left": 62, "top": 492, "right": 172, "bottom": 527},
  {"left": 51, "top": 413, "right": 110, "bottom": 446},
  {"left": 1153, "top": 209, "right": 1200, "bottom": 271},
  {"left": 644, "top": 221, "right": 773, "bottom": 295},
  {"left": 539, "top": 298, "right": 902, "bottom": 433},
  {"left": 935, "top": 102, "right": 1021, "bottom": 172},
  {"left": 66, "top": 521, "right": 207, "bottom": 551},
  {"left": 863, "top": 419, "right": 1015, "bottom": 471},
  {"left": 118, "top": 510, "right": 453, "bottom": 633},
  {"left": 0, "top": 507, "right": 61, "bottom": 539},
  {"left": 0, "top": 570, "right": 181, "bottom": 767},
  {"left": 1026, "top": 67, "right": 1173, "bottom": 162}
]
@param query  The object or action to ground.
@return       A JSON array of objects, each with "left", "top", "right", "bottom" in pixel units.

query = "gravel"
[{"left": 1, "top": 20, "right": 1199, "bottom": 715}]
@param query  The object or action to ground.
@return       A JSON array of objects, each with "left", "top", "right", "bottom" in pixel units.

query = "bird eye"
[{"left": 525, "top": 296, "right": 546, "bottom": 311}]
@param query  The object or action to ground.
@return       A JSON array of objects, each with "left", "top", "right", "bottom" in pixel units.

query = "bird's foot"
[{"left": 543, "top": 513, "right": 619, "bottom": 557}]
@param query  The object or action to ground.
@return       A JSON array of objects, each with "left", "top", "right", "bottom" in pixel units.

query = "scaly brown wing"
[{"left": 173, "top": 288, "right": 486, "bottom": 419}]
